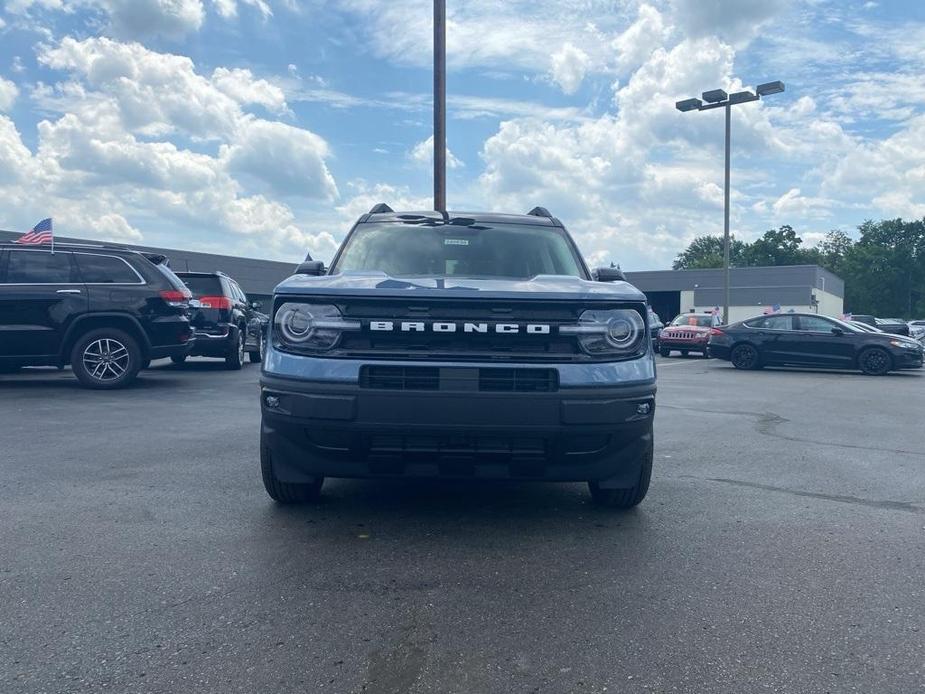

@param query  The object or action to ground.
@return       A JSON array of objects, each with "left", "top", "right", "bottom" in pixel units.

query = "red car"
[{"left": 659, "top": 313, "right": 715, "bottom": 357}]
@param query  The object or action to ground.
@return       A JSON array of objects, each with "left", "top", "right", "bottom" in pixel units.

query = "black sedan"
[{"left": 708, "top": 313, "right": 924, "bottom": 375}]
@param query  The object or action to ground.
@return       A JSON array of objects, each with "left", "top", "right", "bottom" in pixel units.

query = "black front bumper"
[
  {"left": 660, "top": 339, "right": 709, "bottom": 353},
  {"left": 260, "top": 375, "right": 655, "bottom": 486}
]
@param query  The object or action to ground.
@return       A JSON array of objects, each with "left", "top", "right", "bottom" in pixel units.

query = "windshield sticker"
[{"left": 444, "top": 239, "right": 469, "bottom": 246}]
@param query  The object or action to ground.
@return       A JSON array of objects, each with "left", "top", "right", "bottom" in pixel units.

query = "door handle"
[{"left": 56, "top": 289, "right": 82, "bottom": 294}]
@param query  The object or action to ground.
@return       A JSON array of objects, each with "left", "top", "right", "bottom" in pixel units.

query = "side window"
[
  {"left": 235, "top": 283, "right": 248, "bottom": 303},
  {"left": 798, "top": 316, "right": 836, "bottom": 332},
  {"left": 6, "top": 251, "right": 76, "bottom": 283},
  {"left": 746, "top": 315, "right": 793, "bottom": 330},
  {"left": 75, "top": 254, "right": 141, "bottom": 283}
]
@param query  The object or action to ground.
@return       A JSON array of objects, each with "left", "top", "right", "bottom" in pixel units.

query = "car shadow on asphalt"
[
  {"left": 708, "top": 363, "right": 923, "bottom": 378},
  {"left": 0, "top": 366, "right": 206, "bottom": 390},
  {"left": 257, "top": 477, "right": 653, "bottom": 532}
]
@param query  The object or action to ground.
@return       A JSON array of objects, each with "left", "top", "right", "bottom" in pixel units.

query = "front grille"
[
  {"left": 664, "top": 331, "right": 701, "bottom": 340},
  {"left": 478, "top": 368, "right": 557, "bottom": 392},
  {"left": 360, "top": 366, "right": 558, "bottom": 392},
  {"left": 324, "top": 297, "right": 645, "bottom": 362},
  {"left": 361, "top": 366, "right": 440, "bottom": 391}
]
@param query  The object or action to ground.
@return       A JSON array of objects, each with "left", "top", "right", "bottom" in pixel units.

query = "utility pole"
[{"left": 433, "top": 0, "right": 446, "bottom": 212}]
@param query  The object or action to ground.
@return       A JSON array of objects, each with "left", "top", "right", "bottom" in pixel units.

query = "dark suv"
[
  {"left": 259, "top": 206, "right": 656, "bottom": 508},
  {"left": 0, "top": 243, "right": 194, "bottom": 388},
  {"left": 174, "top": 272, "right": 264, "bottom": 369}
]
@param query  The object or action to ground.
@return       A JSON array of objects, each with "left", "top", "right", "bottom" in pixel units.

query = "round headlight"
[
  {"left": 279, "top": 305, "right": 316, "bottom": 343},
  {"left": 606, "top": 315, "right": 637, "bottom": 348},
  {"left": 561, "top": 309, "right": 646, "bottom": 356}
]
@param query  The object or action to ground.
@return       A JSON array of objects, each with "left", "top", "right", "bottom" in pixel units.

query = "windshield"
[
  {"left": 671, "top": 314, "right": 713, "bottom": 327},
  {"left": 331, "top": 222, "right": 587, "bottom": 280}
]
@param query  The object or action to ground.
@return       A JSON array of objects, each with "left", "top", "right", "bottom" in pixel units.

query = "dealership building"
[
  {"left": 0, "top": 232, "right": 844, "bottom": 322},
  {"left": 625, "top": 265, "right": 844, "bottom": 324}
]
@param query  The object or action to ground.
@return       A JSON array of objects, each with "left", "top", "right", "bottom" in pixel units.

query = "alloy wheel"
[
  {"left": 82, "top": 338, "right": 130, "bottom": 382},
  {"left": 732, "top": 345, "right": 758, "bottom": 370},
  {"left": 861, "top": 349, "right": 888, "bottom": 375}
]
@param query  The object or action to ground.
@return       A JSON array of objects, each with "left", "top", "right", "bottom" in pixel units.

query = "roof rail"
[
  {"left": 368, "top": 203, "right": 394, "bottom": 214},
  {"left": 527, "top": 206, "right": 553, "bottom": 218}
]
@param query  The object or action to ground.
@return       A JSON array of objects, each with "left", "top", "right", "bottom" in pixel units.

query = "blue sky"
[{"left": 1, "top": 0, "right": 924, "bottom": 269}]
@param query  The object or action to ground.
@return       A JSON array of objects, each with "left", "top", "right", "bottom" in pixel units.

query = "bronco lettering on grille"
[{"left": 368, "top": 321, "right": 552, "bottom": 335}]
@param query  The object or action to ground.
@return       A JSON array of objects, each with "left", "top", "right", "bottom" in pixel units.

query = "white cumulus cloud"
[
  {"left": 549, "top": 43, "right": 591, "bottom": 95},
  {"left": 409, "top": 135, "right": 463, "bottom": 169},
  {"left": 0, "top": 77, "right": 19, "bottom": 112}
]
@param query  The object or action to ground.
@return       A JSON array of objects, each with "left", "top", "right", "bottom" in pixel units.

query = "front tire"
[
  {"left": 588, "top": 436, "right": 653, "bottom": 510},
  {"left": 858, "top": 347, "right": 891, "bottom": 376},
  {"left": 731, "top": 343, "right": 761, "bottom": 370},
  {"left": 659, "top": 346, "right": 670, "bottom": 358},
  {"left": 260, "top": 437, "right": 324, "bottom": 504},
  {"left": 70, "top": 328, "right": 141, "bottom": 389}
]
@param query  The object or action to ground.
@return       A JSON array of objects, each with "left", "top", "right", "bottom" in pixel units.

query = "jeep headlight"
[
  {"left": 560, "top": 309, "right": 646, "bottom": 356},
  {"left": 274, "top": 302, "right": 360, "bottom": 352}
]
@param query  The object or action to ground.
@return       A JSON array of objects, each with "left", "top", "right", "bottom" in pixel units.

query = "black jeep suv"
[
  {"left": 0, "top": 242, "right": 194, "bottom": 388},
  {"left": 174, "top": 272, "right": 264, "bottom": 369},
  {"left": 259, "top": 206, "right": 657, "bottom": 508}
]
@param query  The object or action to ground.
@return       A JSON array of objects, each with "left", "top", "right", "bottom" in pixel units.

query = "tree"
[
  {"left": 815, "top": 229, "right": 853, "bottom": 276},
  {"left": 741, "top": 225, "right": 813, "bottom": 267},
  {"left": 841, "top": 219, "right": 925, "bottom": 318},
  {"left": 672, "top": 235, "right": 747, "bottom": 270}
]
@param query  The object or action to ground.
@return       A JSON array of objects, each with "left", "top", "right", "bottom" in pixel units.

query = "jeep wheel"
[
  {"left": 731, "top": 343, "right": 760, "bottom": 370},
  {"left": 260, "top": 438, "right": 324, "bottom": 504},
  {"left": 680, "top": 350, "right": 689, "bottom": 357},
  {"left": 659, "top": 347, "right": 670, "bottom": 358},
  {"left": 171, "top": 354, "right": 187, "bottom": 365},
  {"left": 71, "top": 328, "right": 141, "bottom": 389},
  {"left": 588, "top": 437, "right": 653, "bottom": 510},
  {"left": 226, "top": 327, "right": 245, "bottom": 370},
  {"left": 858, "top": 347, "right": 891, "bottom": 376}
]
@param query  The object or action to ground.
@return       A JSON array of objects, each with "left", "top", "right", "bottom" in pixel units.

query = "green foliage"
[
  {"left": 671, "top": 220, "right": 925, "bottom": 318},
  {"left": 671, "top": 235, "right": 747, "bottom": 270}
]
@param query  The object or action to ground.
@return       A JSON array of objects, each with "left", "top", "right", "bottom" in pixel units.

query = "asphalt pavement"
[{"left": 1, "top": 356, "right": 923, "bottom": 693}]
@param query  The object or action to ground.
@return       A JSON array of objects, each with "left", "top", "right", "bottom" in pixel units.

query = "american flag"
[{"left": 15, "top": 218, "right": 53, "bottom": 245}]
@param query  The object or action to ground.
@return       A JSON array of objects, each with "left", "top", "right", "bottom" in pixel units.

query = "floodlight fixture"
[
  {"left": 756, "top": 80, "right": 785, "bottom": 96},
  {"left": 675, "top": 97, "right": 703, "bottom": 112},
  {"left": 702, "top": 89, "right": 728, "bottom": 103},
  {"left": 727, "top": 90, "right": 759, "bottom": 105}
]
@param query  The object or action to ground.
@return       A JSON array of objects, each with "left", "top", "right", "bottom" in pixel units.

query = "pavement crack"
[
  {"left": 660, "top": 404, "right": 925, "bottom": 458},
  {"left": 704, "top": 477, "right": 925, "bottom": 515}
]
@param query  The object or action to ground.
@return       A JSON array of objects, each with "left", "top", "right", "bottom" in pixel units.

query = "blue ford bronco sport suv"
[{"left": 259, "top": 206, "right": 657, "bottom": 508}]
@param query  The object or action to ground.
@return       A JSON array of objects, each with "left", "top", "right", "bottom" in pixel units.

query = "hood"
[{"left": 275, "top": 271, "right": 647, "bottom": 302}]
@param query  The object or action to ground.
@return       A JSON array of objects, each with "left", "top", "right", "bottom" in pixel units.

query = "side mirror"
[
  {"left": 295, "top": 260, "right": 325, "bottom": 276},
  {"left": 250, "top": 301, "right": 262, "bottom": 310},
  {"left": 831, "top": 327, "right": 844, "bottom": 336},
  {"left": 593, "top": 267, "right": 626, "bottom": 282}
]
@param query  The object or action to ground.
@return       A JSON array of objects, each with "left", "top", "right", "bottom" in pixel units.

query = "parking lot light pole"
[
  {"left": 675, "top": 81, "right": 785, "bottom": 325},
  {"left": 434, "top": 0, "right": 446, "bottom": 213}
]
